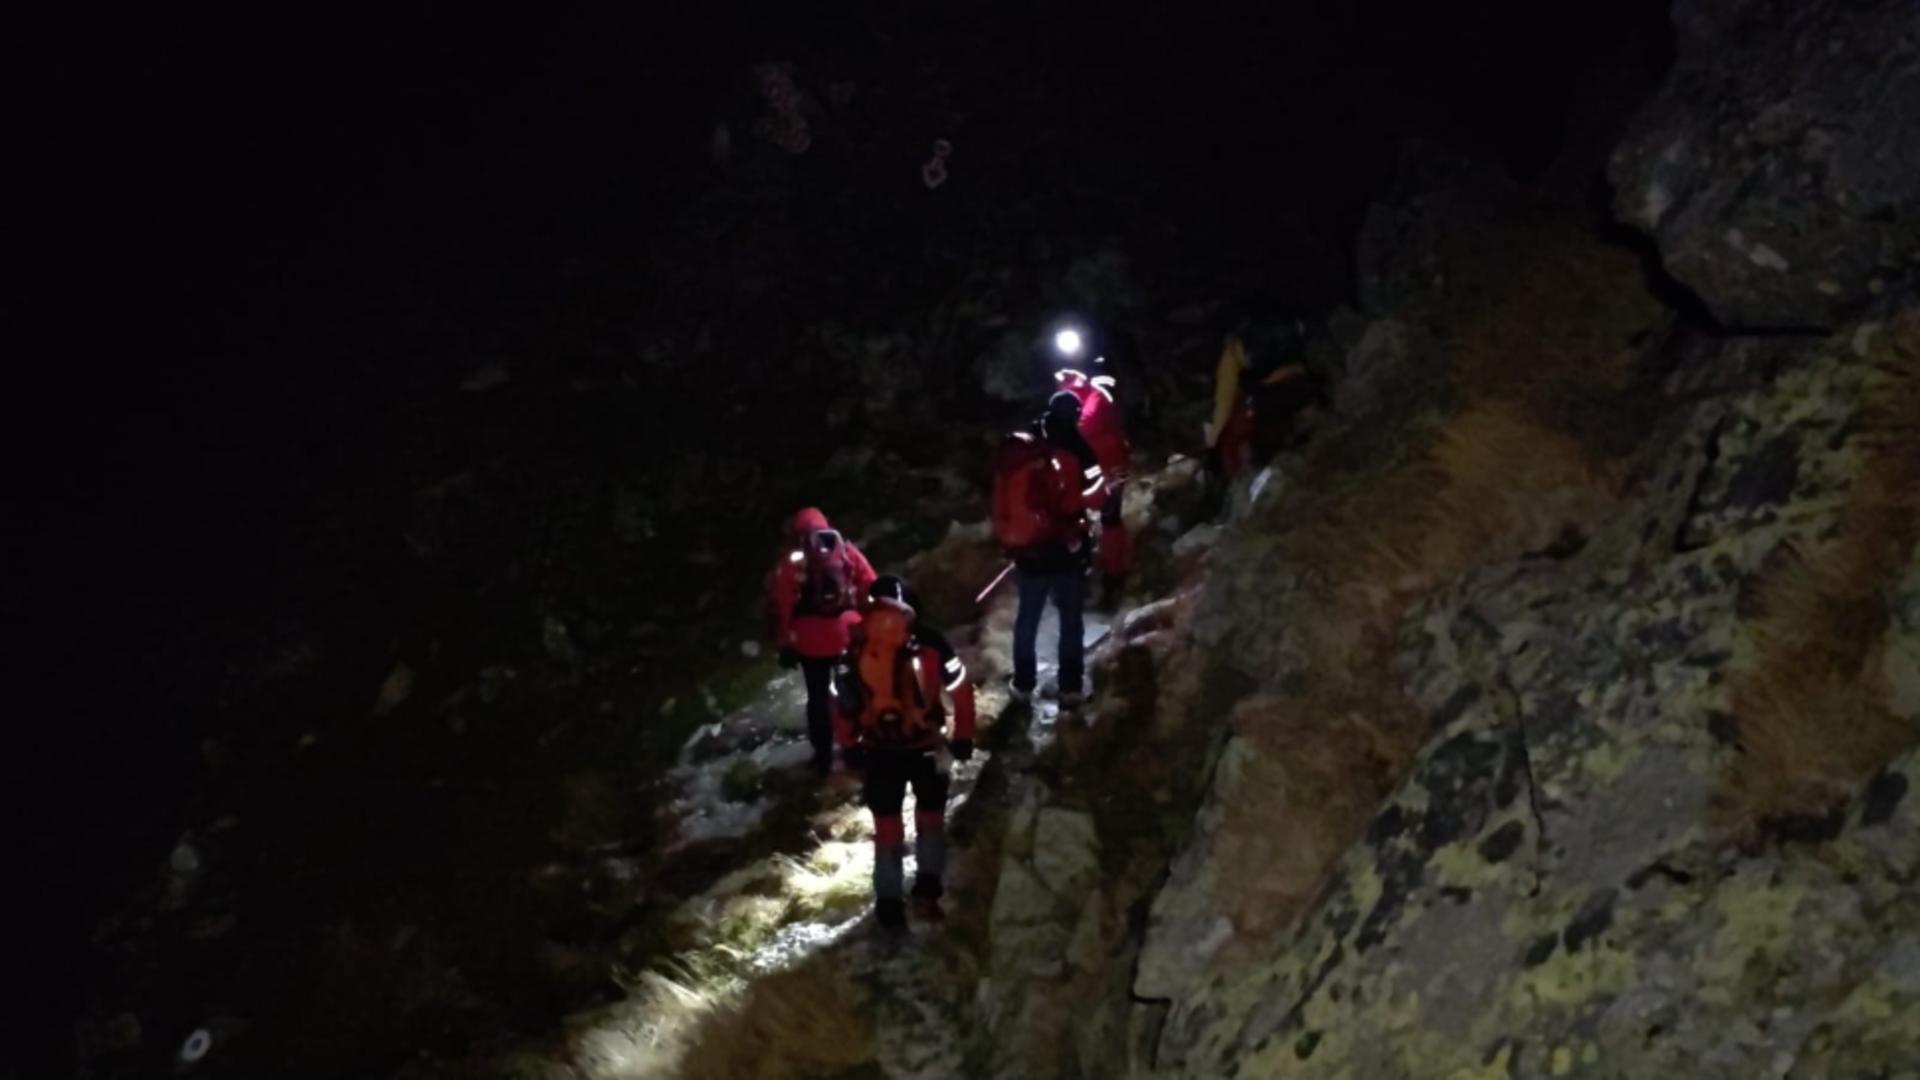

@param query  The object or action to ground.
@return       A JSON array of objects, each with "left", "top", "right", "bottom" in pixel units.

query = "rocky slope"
[{"left": 1147, "top": 308, "right": 1919, "bottom": 1078}]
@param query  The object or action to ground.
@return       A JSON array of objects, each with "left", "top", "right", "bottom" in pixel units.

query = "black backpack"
[{"left": 796, "top": 529, "right": 855, "bottom": 616}]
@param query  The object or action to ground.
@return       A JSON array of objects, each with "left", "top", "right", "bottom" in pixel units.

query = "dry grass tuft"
[
  {"left": 1719, "top": 313, "right": 1920, "bottom": 833},
  {"left": 777, "top": 844, "right": 875, "bottom": 925},
  {"left": 561, "top": 970, "right": 717, "bottom": 1079},
  {"left": 553, "top": 804, "right": 880, "bottom": 1079},
  {"left": 1301, "top": 404, "right": 1614, "bottom": 599},
  {"left": 567, "top": 948, "right": 874, "bottom": 1079},
  {"left": 1217, "top": 686, "right": 1424, "bottom": 938},
  {"left": 674, "top": 954, "right": 876, "bottom": 1080},
  {"left": 1436, "top": 199, "right": 1664, "bottom": 429}
]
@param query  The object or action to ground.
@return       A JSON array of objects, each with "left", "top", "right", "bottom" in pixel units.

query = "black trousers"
[
  {"left": 799, "top": 657, "right": 836, "bottom": 762},
  {"left": 862, "top": 747, "right": 952, "bottom": 900},
  {"left": 862, "top": 748, "right": 951, "bottom": 818}
]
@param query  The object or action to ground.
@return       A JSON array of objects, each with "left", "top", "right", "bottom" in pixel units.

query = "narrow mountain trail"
[
  {"left": 522, "top": 545, "right": 1125, "bottom": 1078},
  {"left": 833, "top": 613, "right": 1112, "bottom": 1080},
  {"left": 664, "top": 603, "right": 1111, "bottom": 1077}
]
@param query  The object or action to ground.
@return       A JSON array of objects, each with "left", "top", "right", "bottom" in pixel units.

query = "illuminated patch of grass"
[
  {"left": 779, "top": 844, "right": 875, "bottom": 925},
  {"left": 673, "top": 953, "right": 876, "bottom": 1080},
  {"left": 558, "top": 801, "right": 878, "bottom": 1077}
]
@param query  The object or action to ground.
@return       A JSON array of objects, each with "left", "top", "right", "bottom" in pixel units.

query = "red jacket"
[
  {"left": 1055, "top": 368, "right": 1130, "bottom": 477},
  {"left": 766, "top": 507, "right": 877, "bottom": 659}
]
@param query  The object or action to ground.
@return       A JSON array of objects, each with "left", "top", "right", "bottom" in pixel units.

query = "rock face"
[
  {"left": 1162, "top": 745, "right": 1920, "bottom": 1078},
  {"left": 1148, "top": 312, "right": 1920, "bottom": 1074},
  {"left": 1104, "top": 12, "right": 1920, "bottom": 1065},
  {"left": 972, "top": 594, "right": 1222, "bottom": 1080},
  {"left": 1610, "top": 0, "right": 1920, "bottom": 328}
]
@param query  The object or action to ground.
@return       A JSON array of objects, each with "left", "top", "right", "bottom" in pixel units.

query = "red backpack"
[
  {"left": 991, "top": 431, "right": 1073, "bottom": 554},
  {"left": 796, "top": 529, "right": 856, "bottom": 616}
]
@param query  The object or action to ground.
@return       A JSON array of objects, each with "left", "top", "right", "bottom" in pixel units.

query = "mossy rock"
[{"left": 721, "top": 759, "right": 764, "bottom": 803}]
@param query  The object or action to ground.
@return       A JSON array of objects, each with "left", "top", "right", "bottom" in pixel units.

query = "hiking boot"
[
  {"left": 1007, "top": 679, "right": 1034, "bottom": 704},
  {"left": 875, "top": 899, "right": 908, "bottom": 933},
  {"left": 910, "top": 895, "right": 946, "bottom": 925},
  {"left": 1058, "top": 689, "right": 1086, "bottom": 709},
  {"left": 1043, "top": 679, "right": 1085, "bottom": 703}
]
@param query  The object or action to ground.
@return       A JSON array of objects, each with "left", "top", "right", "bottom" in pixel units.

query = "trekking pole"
[{"left": 974, "top": 561, "right": 1015, "bottom": 606}]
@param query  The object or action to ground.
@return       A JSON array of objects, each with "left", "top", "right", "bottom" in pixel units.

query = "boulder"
[
  {"left": 1331, "top": 317, "right": 1411, "bottom": 419},
  {"left": 1030, "top": 809, "right": 1101, "bottom": 900},
  {"left": 1610, "top": 0, "right": 1920, "bottom": 327}
]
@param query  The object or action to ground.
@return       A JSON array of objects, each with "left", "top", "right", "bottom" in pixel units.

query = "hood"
[{"left": 791, "top": 507, "right": 831, "bottom": 541}]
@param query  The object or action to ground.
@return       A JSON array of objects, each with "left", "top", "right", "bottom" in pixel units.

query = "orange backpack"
[{"left": 849, "top": 599, "right": 940, "bottom": 745}]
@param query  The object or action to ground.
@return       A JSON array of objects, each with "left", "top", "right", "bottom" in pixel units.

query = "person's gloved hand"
[
  {"left": 778, "top": 646, "right": 800, "bottom": 669},
  {"left": 842, "top": 744, "right": 870, "bottom": 772},
  {"left": 949, "top": 739, "right": 974, "bottom": 762}
]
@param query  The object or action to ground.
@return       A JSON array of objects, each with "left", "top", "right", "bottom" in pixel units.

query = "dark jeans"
[
  {"left": 799, "top": 657, "right": 835, "bottom": 764},
  {"left": 1013, "top": 564, "right": 1085, "bottom": 694}
]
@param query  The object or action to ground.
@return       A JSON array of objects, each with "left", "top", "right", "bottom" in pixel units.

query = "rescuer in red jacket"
[
  {"left": 832, "top": 575, "right": 976, "bottom": 931},
  {"left": 1054, "top": 361, "right": 1132, "bottom": 598},
  {"left": 767, "top": 507, "right": 877, "bottom": 775}
]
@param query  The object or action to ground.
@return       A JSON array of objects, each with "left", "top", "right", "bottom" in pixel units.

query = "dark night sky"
[
  {"left": 13, "top": 0, "right": 1668, "bottom": 503},
  {"left": 1, "top": 1, "right": 1664, "bottom": 602},
  {"left": 16, "top": 10, "right": 713, "bottom": 492}
]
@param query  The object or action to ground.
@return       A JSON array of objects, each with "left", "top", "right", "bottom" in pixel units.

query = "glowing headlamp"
[{"left": 1053, "top": 328, "right": 1084, "bottom": 358}]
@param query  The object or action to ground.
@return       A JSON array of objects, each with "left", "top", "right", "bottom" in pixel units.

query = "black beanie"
[{"left": 1046, "top": 390, "right": 1082, "bottom": 422}]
